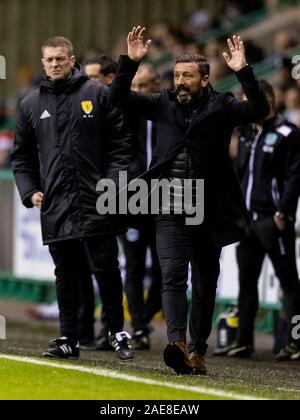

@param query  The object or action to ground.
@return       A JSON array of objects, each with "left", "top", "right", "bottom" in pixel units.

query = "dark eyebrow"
[
  {"left": 174, "top": 71, "right": 194, "bottom": 75},
  {"left": 44, "top": 55, "right": 67, "bottom": 60}
]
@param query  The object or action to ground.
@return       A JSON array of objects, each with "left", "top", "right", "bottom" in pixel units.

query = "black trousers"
[
  {"left": 237, "top": 216, "right": 300, "bottom": 347},
  {"left": 77, "top": 259, "right": 95, "bottom": 342},
  {"left": 49, "top": 236, "right": 124, "bottom": 341},
  {"left": 156, "top": 215, "right": 221, "bottom": 355},
  {"left": 121, "top": 224, "right": 162, "bottom": 332}
]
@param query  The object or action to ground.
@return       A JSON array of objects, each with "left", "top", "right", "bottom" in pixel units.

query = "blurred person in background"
[
  {"left": 109, "top": 26, "right": 269, "bottom": 375},
  {"left": 284, "top": 86, "right": 300, "bottom": 128},
  {"left": 274, "top": 57, "right": 297, "bottom": 92},
  {"left": 121, "top": 63, "right": 163, "bottom": 350},
  {"left": 84, "top": 55, "right": 117, "bottom": 85},
  {"left": 11, "top": 36, "right": 133, "bottom": 361},
  {"left": 80, "top": 61, "right": 163, "bottom": 352},
  {"left": 0, "top": 98, "right": 17, "bottom": 168},
  {"left": 272, "top": 31, "right": 298, "bottom": 64},
  {"left": 226, "top": 80, "right": 300, "bottom": 361},
  {"left": 76, "top": 56, "right": 120, "bottom": 352}
]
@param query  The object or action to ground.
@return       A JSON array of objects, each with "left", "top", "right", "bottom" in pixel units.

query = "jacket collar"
[
  {"left": 168, "top": 85, "right": 217, "bottom": 139},
  {"left": 40, "top": 62, "right": 89, "bottom": 94}
]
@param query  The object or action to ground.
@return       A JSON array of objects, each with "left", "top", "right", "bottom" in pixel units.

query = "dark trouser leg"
[
  {"left": 236, "top": 231, "right": 265, "bottom": 347},
  {"left": 78, "top": 261, "right": 95, "bottom": 342},
  {"left": 156, "top": 216, "right": 192, "bottom": 343},
  {"left": 99, "top": 309, "right": 110, "bottom": 337},
  {"left": 266, "top": 223, "right": 300, "bottom": 345},
  {"left": 122, "top": 230, "right": 147, "bottom": 331},
  {"left": 143, "top": 226, "right": 163, "bottom": 325},
  {"left": 49, "top": 240, "right": 84, "bottom": 341},
  {"left": 189, "top": 227, "right": 221, "bottom": 355},
  {"left": 84, "top": 236, "right": 124, "bottom": 335}
]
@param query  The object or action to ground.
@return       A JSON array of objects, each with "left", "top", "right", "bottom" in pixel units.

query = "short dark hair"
[
  {"left": 259, "top": 79, "right": 275, "bottom": 100},
  {"left": 84, "top": 55, "right": 117, "bottom": 76},
  {"left": 175, "top": 54, "right": 210, "bottom": 77},
  {"left": 42, "top": 36, "right": 74, "bottom": 56}
]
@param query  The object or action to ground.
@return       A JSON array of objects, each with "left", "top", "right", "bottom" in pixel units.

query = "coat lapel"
[
  {"left": 185, "top": 94, "right": 216, "bottom": 137},
  {"left": 169, "top": 99, "right": 187, "bottom": 136}
]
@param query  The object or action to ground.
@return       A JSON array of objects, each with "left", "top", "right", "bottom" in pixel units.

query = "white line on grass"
[
  {"left": 278, "top": 388, "right": 300, "bottom": 393},
  {"left": 0, "top": 354, "right": 267, "bottom": 400}
]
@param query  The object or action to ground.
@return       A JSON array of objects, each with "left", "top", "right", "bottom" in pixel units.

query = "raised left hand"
[{"left": 223, "top": 35, "right": 247, "bottom": 72}]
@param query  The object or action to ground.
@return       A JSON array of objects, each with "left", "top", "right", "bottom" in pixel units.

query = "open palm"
[
  {"left": 223, "top": 35, "right": 247, "bottom": 72},
  {"left": 127, "top": 26, "right": 152, "bottom": 62}
]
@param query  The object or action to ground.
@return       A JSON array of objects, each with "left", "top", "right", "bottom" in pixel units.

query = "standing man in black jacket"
[
  {"left": 12, "top": 36, "right": 134, "bottom": 361},
  {"left": 227, "top": 80, "right": 300, "bottom": 361},
  {"left": 109, "top": 26, "right": 270, "bottom": 375}
]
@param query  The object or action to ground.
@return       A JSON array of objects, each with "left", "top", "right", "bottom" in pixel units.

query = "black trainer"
[
  {"left": 213, "top": 344, "right": 236, "bottom": 357},
  {"left": 276, "top": 343, "right": 300, "bottom": 361},
  {"left": 227, "top": 344, "right": 253, "bottom": 358},
  {"left": 132, "top": 329, "right": 150, "bottom": 350},
  {"left": 109, "top": 331, "right": 134, "bottom": 361},
  {"left": 43, "top": 337, "right": 79, "bottom": 359}
]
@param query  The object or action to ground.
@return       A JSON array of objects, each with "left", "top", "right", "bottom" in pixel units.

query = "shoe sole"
[
  {"left": 42, "top": 352, "right": 79, "bottom": 360},
  {"left": 116, "top": 356, "right": 134, "bottom": 361},
  {"left": 213, "top": 347, "right": 233, "bottom": 357},
  {"left": 164, "top": 345, "right": 193, "bottom": 375},
  {"left": 291, "top": 352, "right": 300, "bottom": 361},
  {"left": 191, "top": 367, "right": 207, "bottom": 376},
  {"left": 227, "top": 347, "right": 253, "bottom": 358},
  {"left": 276, "top": 354, "right": 300, "bottom": 362},
  {"left": 116, "top": 351, "right": 135, "bottom": 361}
]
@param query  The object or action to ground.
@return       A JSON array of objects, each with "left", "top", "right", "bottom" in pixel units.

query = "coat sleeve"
[
  {"left": 224, "top": 65, "right": 270, "bottom": 126},
  {"left": 279, "top": 128, "right": 300, "bottom": 217},
  {"left": 108, "top": 55, "right": 161, "bottom": 121},
  {"left": 11, "top": 102, "right": 41, "bottom": 208},
  {"left": 101, "top": 91, "right": 133, "bottom": 185}
]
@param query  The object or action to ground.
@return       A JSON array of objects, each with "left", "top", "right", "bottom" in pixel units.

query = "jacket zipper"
[
  {"left": 271, "top": 177, "right": 280, "bottom": 208},
  {"left": 245, "top": 127, "right": 263, "bottom": 214}
]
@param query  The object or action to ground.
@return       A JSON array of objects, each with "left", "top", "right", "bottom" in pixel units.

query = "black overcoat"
[{"left": 109, "top": 56, "right": 270, "bottom": 247}]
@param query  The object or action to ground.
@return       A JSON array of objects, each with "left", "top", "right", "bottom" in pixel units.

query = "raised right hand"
[
  {"left": 127, "top": 26, "right": 152, "bottom": 62},
  {"left": 31, "top": 192, "right": 44, "bottom": 209}
]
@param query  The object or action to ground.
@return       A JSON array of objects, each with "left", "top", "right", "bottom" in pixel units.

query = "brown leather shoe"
[
  {"left": 164, "top": 341, "right": 193, "bottom": 375},
  {"left": 188, "top": 352, "right": 207, "bottom": 375}
]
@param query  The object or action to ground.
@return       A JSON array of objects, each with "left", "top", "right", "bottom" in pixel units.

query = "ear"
[
  {"left": 70, "top": 55, "right": 76, "bottom": 66},
  {"left": 201, "top": 75, "right": 209, "bottom": 88},
  {"left": 106, "top": 73, "right": 115, "bottom": 85}
]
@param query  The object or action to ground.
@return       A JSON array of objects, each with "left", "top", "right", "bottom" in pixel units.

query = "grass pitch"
[{"left": 0, "top": 356, "right": 228, "bottom": 400}]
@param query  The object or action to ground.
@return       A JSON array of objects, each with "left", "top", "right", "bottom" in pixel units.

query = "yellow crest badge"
[{"left": 81, "top": 100, "right": 93, "bottom": 115}]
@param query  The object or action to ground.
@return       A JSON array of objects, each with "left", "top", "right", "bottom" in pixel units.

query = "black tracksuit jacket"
[
  {"left": 12, "top": 64, "right": 131, "bottom": 244},
  {"left": 236, "top": 115, "right": 300, "bottom": 220}
]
